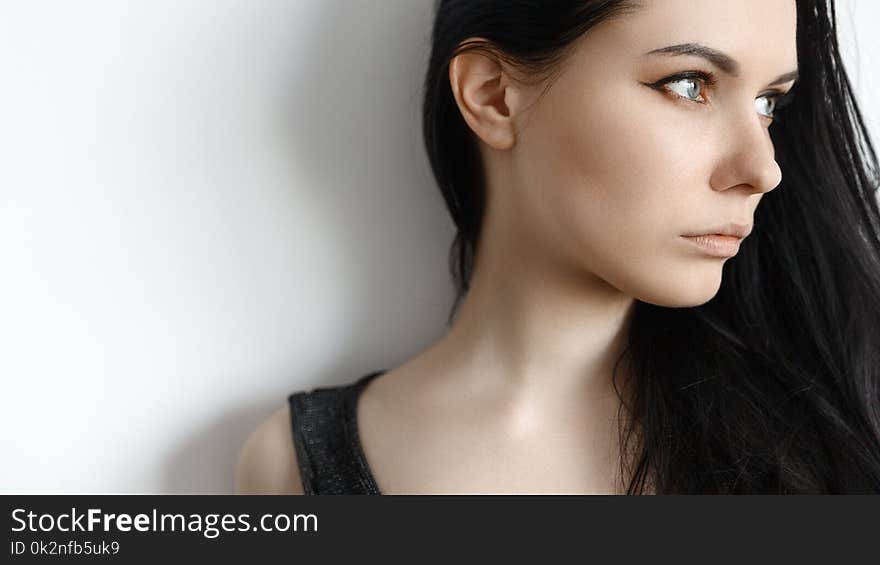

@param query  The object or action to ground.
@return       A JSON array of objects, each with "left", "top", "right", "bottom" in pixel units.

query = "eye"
[
  {"left": 755, "top": 95, "right": 777, "bottom": 119},
  {"left": 755, "top": 89, "right": 796, "bottom": 122},
  {"left": 653, "top": 71, "right": 718, "bottom": 104},
  {"left": 668, "top": 77, "right": 706, "bottom": 102}
]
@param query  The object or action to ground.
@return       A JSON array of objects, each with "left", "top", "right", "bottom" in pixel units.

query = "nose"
[{"left": 709, "top": 114, "right": 783, "bottom": 194}]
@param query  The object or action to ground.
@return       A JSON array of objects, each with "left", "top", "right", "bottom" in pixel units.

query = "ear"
[{"left": 448, "top": 42, "right": 525, "bottom": 151}]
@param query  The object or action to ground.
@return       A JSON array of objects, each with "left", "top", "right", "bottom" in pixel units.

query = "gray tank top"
[{"left": 287, "top": 370, "right": 386, "bottom": 494}]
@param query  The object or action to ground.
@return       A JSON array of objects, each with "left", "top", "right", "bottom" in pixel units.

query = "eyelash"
[{"left": 649, "top": 70, "right": 796, "bottom": 124}]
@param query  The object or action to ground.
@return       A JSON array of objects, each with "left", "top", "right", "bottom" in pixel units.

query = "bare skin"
[{"left": 236, "top": 0, "right": 798, "bottom": 494}]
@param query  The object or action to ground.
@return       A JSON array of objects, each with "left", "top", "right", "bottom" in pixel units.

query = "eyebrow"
[{"left": 644, "top": 42, "right": 799, "bottom": 86}]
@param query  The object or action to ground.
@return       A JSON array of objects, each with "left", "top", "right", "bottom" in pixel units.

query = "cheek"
[
  {"left": 533, "top": 92, "right": 700, "bottom": 248},
  {"left": 517, "top": 87, "right": 725, "bottom": 303}
]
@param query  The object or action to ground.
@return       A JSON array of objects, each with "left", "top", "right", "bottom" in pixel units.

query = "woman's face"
[{"left": 504, "top": 0, "right": 799, "bottom": 306}]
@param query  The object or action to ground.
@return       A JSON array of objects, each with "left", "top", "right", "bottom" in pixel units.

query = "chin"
[{"left": 627, "top": 268, "right": 725, "bottom": 308}]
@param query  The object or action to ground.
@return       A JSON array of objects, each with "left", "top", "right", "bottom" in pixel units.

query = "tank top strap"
[{"left": 288, "top": 370, "right": 386, "bottom": 494}]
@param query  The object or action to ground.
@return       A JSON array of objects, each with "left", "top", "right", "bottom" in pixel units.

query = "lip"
[
  {"left": 680, "top": 234, "right": 742, "bottom": 257},
  {"left": 682, "top": 222, "right": 752, "bottom": 239}
]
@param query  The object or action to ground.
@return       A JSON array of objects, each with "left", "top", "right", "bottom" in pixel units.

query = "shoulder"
[{"left": 234, "top": 402, "right": 304, "bottom": 494}]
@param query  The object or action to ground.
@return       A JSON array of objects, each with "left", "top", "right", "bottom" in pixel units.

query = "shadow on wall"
[
  {"left": 165, "top": 401, "right": 276, "bottom": 494},
  {"left": 163, "top": 0, "right": 453, "bottom": 493}
]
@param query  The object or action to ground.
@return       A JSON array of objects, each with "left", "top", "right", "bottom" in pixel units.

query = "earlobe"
[{"left": 448, "top": 48, "right": 517, "bottom": 150}]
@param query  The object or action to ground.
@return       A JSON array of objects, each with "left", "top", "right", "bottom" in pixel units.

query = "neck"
[{"left": 428, "top": 215, "right": 637, "bottom": 415}]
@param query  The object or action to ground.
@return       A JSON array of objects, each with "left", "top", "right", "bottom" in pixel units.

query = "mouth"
[
  {"left": 682, "top": 222, "right": 752, "bottom": 239},
  {"left": 680, "top": 234, "right": 743, "bottom": 258}
]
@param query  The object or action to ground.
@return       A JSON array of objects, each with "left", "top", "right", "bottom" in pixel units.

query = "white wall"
[
  {"left": 1, "top": 1, "right": 878, "bottom": 493},
  {"left": 0, "top": 0, "right": 453, "bottom": 494},
  {"left": 838, "top": 1, "right": 880, "bottom": 141}
]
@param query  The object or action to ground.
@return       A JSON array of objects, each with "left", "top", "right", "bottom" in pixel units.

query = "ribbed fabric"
[{"left": 288, "top": 370, "right": 386, "bottom": 495}]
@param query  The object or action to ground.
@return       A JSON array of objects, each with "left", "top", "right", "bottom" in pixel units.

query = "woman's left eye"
[
  {"left": 664, "top": 76, "right": 711, "bottom": 103},
  {"left": 657, "top": 71, "right": 717, "bottom": 104}
]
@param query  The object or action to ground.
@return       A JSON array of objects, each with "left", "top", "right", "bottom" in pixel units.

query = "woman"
[{"left": 236, "top": 0, "right": 880, "bottom": 494}]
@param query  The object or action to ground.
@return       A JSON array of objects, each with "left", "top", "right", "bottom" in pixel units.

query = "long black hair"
[{"left": 421, "top": 0, "right": 880, "bottom": 493}]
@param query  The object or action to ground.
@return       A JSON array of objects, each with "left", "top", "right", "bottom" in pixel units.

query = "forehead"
[{"left": 577, "top": 0, "right": 799, "bottom": 75}]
